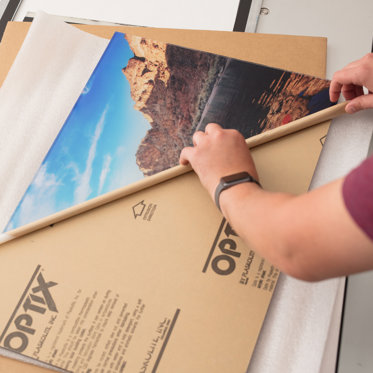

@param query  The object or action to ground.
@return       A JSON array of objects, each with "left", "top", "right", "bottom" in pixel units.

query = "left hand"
[
  {"left": 329, "top": 53, "right": 373, "bottom": 113},
  {"left": 179, "top": 123, "right": 258, "bottom": 199}
]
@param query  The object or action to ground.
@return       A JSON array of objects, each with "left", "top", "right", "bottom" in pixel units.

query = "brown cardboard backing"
[
  {"left": 0, "top": 21, "right": 328, "bottom": 372},
  {"left": 0, "top": 22, "right": 327, "bottom": 89},
  {"left": 0, "top": 171, "right": 279, "bottom": 372}
]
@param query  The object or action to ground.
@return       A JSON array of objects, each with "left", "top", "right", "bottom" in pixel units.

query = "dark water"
[{"left": 196, "top": 58, "right": 293, "bottom": 139}]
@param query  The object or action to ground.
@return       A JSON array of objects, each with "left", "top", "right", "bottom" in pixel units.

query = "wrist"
[
  {"left": 219, "top": 182, "right": 262, "bottom": 216},
  {"left": 214, "top": 171, "right": 261, "bottom": 211}
]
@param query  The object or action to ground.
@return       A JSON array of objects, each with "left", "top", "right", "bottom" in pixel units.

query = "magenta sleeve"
[{"left": 342, "top": 155, "right": 373, "bottom": 241}]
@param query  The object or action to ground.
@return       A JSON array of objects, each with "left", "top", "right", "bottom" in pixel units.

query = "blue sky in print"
[{"left": 6, "top": 33, "right": 151, "bottom": 231}]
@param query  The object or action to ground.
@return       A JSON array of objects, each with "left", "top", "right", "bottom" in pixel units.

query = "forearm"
[
  {"left": 219, "top": 178, "right": 373, "bottom": 281},
  {"left": 219, "top": 182, "right": 304, "bottom": 278}
]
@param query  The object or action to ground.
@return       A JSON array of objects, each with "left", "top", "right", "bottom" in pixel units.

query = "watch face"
[{"left": 221, "top": 172, "right": 250, "bottom": 184}]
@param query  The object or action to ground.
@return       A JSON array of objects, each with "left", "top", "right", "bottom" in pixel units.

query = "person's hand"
[
  {"left": 330, "top": 53, "right": 373, "bottom": 113},
  {"left": 179, "top": 123, "right": 258, "bottom": 199}
]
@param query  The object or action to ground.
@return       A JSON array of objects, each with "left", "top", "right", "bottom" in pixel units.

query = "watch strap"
[{"left": 214, "top": 171, "right": 261, "bottom": 211}]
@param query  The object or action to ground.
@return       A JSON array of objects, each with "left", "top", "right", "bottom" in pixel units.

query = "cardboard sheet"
[
  {"left": 0, "top": 14, "right": 340, "bottom": 373},
  {"left": 0, "top": 171, "right": 280, "bottom": 372},
  {"left": 0, "top": 21, "right": 328, "bottom": 85}
]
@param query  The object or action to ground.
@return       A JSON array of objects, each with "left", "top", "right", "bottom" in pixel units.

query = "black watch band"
[{"left": 214, "top": 171, "right": 261, "bottom": 211}]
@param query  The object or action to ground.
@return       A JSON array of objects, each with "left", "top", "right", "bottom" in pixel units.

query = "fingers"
[
  {"left": 337, "top": 83, "right": 364, "bottom": 101},
  {"left": 330, "top": 68, "right": 365, "bottom": 102},
  {"left": 333, "top": 67, "right": 366, "bottom": 88},
  {"left": 329, "top": 80, "right": 342, "bottom": 102},
  {"left": 330, "top": 53, "right": 373, "bottom": 104},
  {"left": 180, "top": 123, "right": 223, "bottom": 166},
  {"left": 352, "top": 85, "right": 365, "bottom": 98},
  {"left": 204, "top": 122, "right": 222, "bottom": 134},
  {"left": 192, "top": 130, "right": 205, "bottom": 146},
  {"left": 192, "top": 124, "right": 222, "bottom": 145},
  {"left": 179, "top": 146, "right": 191, "bottom": 165},
  {"left": 346, "top": 94, "right": 373, "bottom": 114}
]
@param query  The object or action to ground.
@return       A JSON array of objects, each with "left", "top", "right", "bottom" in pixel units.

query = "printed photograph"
[{"left": 5, "top": 32, "right": 334, "bottom": 230}]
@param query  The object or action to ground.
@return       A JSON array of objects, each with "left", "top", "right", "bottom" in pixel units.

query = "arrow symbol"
[{"left": 132, "top": 200, "right": 146, "bottom": 219}]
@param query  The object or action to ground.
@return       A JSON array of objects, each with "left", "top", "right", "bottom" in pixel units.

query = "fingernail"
[{"left": 348, "top": 105, "right": 357, "bottom": 113}]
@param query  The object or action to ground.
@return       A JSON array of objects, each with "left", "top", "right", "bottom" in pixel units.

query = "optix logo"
[
  {"left": 0, "top": 265, "right": 58, "bottom": 353},
  {"left": 202, "top": 219, "right": 241, "bottom": 276}
]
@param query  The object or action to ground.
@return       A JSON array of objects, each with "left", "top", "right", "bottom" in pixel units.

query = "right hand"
[
  {"left": 329, "top": 53, "right": 373, "bottom": 113},
  {"left": 179, "top": 123, "right": 259, "bottom": 200}
]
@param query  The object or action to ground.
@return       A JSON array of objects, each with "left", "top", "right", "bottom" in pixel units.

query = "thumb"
[
  {"left": 179, "top": 147, "right": 193, "bottom": 166},
  {"left": 346, "top": 94, "right": 373, "bottom": 113}
]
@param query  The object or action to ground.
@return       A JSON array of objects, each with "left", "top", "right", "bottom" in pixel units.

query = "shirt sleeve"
[{"left": 342, "top": 155, "right": 373, "bottom": 241}]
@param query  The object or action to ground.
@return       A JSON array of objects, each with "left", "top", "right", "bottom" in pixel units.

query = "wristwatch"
[{"left": 214, "top": 171, "right": 261, "bottom": 211}]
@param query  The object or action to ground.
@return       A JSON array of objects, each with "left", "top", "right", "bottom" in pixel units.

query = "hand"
[
  {"left": 179, "top": 123, "right": 258, "bottom": 199},
  {"left": 329, "top": 53, "right": 373, "bottom": 113}
]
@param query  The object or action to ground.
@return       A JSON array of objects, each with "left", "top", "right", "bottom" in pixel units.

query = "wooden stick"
[{"left": 0, "top": 102, "right": 347, "bottom": 245}]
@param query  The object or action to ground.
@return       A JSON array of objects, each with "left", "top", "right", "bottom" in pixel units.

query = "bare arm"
[
  {"left": 180, "top": 124, "right": 373, "bottom": 281},
  {"left": 219, "top": 177, "right": 373, "bottom": 281}
]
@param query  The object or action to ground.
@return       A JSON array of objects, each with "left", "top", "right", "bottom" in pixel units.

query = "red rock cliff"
[{"left": 123, "top": 34, "right": 225, "bottom": 176}]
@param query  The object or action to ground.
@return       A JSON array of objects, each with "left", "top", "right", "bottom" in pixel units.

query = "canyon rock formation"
[{"left": 123, "top": 34, "right": 226, "bottom": 176}]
